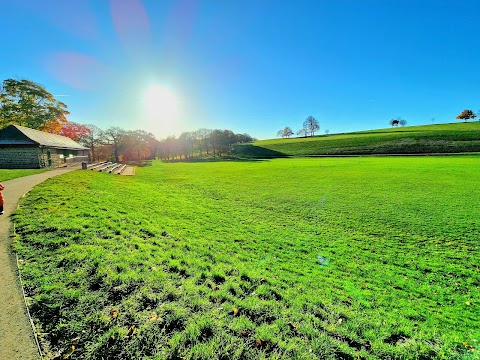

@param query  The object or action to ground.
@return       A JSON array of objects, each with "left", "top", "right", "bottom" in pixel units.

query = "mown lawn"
[
  {"left": 0, "top": 169, "right": 47, "bottom": 181},
  {"left": 13, "top": 158, "right": 479, "bottom": 359},
  {"left": 234, "top": 122, "right": 480, "bottom": 157}
]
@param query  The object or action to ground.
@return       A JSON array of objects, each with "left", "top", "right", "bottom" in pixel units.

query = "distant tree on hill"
[
  {"left": 277, "top": 127, "right": 294, "bottom": 138},
  {"left": 297, "top": 128, "right": 307, "bottom": 137},
  {"left": 456, "top": 109, "right": 476, "bottom": 122},
  {"left": 325, "top": 129, "right": 330, "bottom": 135},
  {"left": 303, "top": 116, "right": 320, "bottom": 136},
  {"left": 399, "top": 119, "right": 407, "bottom": 127},
  {"left": 283, "top": 127, "right": 294, "bottom": 138},
  {"left": 390, "top": 118, "right": 400, "bottom": 127}
]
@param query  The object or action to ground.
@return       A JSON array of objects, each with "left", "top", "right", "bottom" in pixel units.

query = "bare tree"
[
  {"left": 283, "top": 127, "right": 294, "bottom": 138},
  {"left": 80, "top": 124, "right": 102, "bottom": 161},
  {"left": 303, "top": 116, "right": 320, "bottom": 136},
  {"left": 277, "top": 127, "right": 294, "bottom": 138},
  {"left": 297, "top": 128, "right": 307, "bottom": 137},
  {"left": 103, "top": 127, "right": 125, "bottom": 162}
]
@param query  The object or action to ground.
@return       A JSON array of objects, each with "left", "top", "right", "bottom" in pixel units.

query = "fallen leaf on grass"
[
  {"left": 63, "top": 345, "right": 75, "bottom": 359},
  {"left": 108, "top": 336, "right": 115, "bottom": 346},
  {"left": 127, "top": 325, "right": 137, "bottom": 336},
  {"left": 111, "top": 310, "right": 119, "bottom": 319},
  {"left": 232, "top": 307, "right": 239, "bottom": 316}
]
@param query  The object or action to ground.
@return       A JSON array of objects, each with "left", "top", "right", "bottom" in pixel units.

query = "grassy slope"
[
  {"left": 0, "top": 169, "right": 47, "bottom": 181},
  {"left": 13, "top": 158, "right": 479, "bottom": 359},
  {"left": 233, "top": 122, "right": 480, "bottom": 157}
]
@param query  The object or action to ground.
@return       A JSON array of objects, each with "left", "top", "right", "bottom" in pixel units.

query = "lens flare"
[
  {"left": 142, "top": 84, "right": 182, "bottom": 135},
  {"left": 45, "top": 52, "right": 110, "bottom": 90},
  {"left": 110, "top": 0, "right": 151, "bottom": 50}
]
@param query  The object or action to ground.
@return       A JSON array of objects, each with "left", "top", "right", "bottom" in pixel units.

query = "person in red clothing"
[{"left": 0, "top": 183, "right": 4, "bottom": 215}]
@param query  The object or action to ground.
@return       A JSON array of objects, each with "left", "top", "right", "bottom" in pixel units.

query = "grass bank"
[
  {"left": 0, "top": 169, "right": 47, "bottom": 181},
  {"left": 13, "top": 158, "right": 479, "bottom": 359},
  {"left": 233, "top": 122, "right": 480, "bottom": 157}
]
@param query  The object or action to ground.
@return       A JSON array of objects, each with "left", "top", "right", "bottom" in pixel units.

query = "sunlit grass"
[
  {"left": 13, "top": 157, "right": 480, "bottom": 359},
  {"left": 0, "top": 169, "right": 47, "bottom": 181}
]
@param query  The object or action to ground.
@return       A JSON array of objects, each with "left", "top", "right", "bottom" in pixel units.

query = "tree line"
[
  {"left": 157, "top": 130, "right": 254, "bottom": 160},
  {"left": 1, "top": 78, "right": 254, "bottom": 162},
  {"left": 54, "top": 124, "right": 254, "bottom": 162}
]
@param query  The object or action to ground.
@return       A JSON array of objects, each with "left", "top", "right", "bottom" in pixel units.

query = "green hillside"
[{"left": 233, "top": 122, "right": 480, "bottom": 157}]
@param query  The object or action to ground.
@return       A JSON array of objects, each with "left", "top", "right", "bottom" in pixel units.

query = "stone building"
[{"left": 0, "top": 124, "right": 89, "bottom": 169}]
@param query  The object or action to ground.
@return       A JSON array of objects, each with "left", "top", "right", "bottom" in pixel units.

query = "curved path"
[{"left": 0, "top": 167, "right": 79, "bottom": 360}]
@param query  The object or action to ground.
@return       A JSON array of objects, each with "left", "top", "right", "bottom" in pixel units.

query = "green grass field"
[
  {"left": 13, "top": 158, "right": 479, "bottom": 359},
  {"left": 234, "top": 122, "right": 480, "bottom": 157},
  {"left": 0, "top": 169, "right": 47, "bottom": 181}
]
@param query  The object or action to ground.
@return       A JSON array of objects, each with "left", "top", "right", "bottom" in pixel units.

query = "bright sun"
[{"left": 142, "top": 84, "right": 181, "bottom": 134}]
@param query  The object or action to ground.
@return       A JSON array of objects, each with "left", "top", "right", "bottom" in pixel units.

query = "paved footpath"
[{"left": 0, "top": 167, "right": 79, "bottom": 360}]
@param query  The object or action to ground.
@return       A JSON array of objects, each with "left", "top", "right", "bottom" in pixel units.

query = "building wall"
[
  {"left": 0, "top": 147, "right": 89, "bottom": 169},
  {"left": 0, "top": 147, "right": 41, "bottom": 168},
  {"left": 39, "top": 148, "right": 63, "bottom": 168},
  {"left": 65, "top": 149, "right": 90, "bottom": 165},
  {"left": 39, "top": 148, "right": 89, "bottom": 168}
]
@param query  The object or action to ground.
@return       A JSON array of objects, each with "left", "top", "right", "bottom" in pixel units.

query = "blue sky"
[{"left": 1, "top": 0, "right": 479, "bottom": 140}]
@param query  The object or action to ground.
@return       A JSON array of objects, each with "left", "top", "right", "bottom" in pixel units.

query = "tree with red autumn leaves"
[{"left": 55, "top": 122, "right": 92, "bottom": 142}]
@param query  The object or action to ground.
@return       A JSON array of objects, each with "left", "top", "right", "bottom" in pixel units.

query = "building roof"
[{"left": 0, "top": 124, "right": 89, "bottom": 150}]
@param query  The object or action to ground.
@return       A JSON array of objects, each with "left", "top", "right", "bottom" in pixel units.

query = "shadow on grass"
[{"left": 231, "top": 144, "right": 288, "bottom": 159}]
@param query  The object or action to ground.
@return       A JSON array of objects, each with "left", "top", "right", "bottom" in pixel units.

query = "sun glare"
[{"left": 142, "top": 84, "right": 182, "bottom": 135}]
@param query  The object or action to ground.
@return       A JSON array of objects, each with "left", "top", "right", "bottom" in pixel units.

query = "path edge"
[{"left": 12, "top": 189, "right": 44, "bottom": 359}]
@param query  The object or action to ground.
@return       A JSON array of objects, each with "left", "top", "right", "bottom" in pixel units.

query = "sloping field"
[
  {"left": 13, "top": 158, "right": 479, "bottom": 359},
  {"left": 233, "top": 122, "right": 480, "bottom": 157}
]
